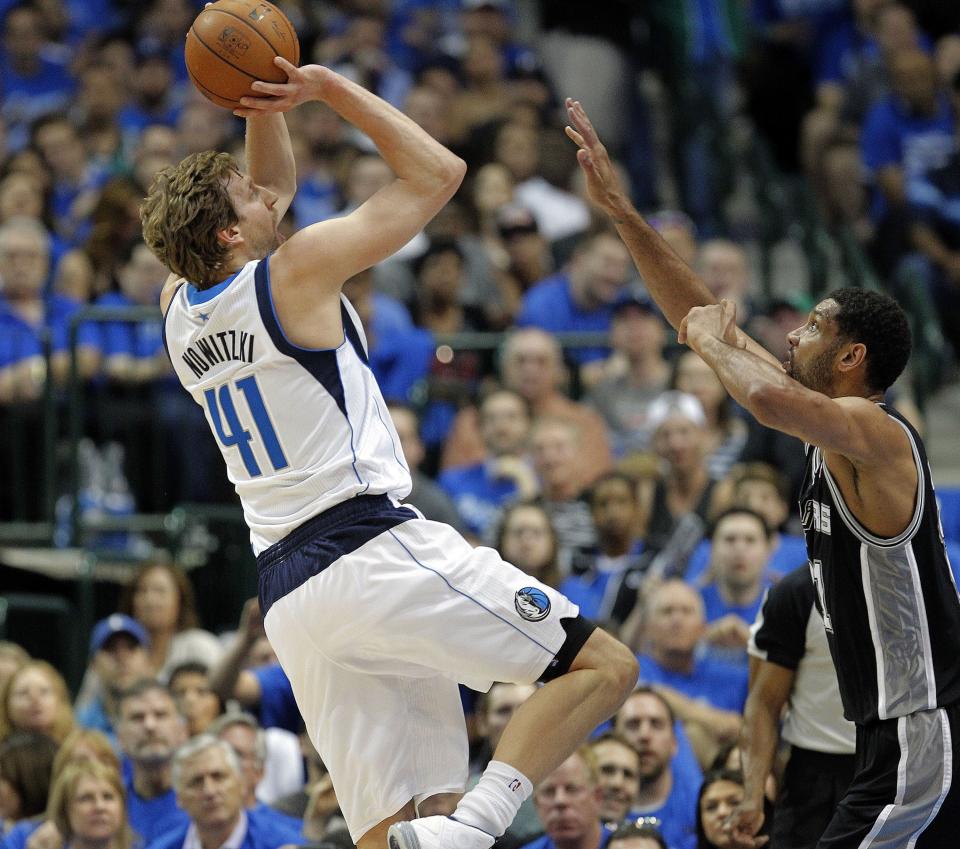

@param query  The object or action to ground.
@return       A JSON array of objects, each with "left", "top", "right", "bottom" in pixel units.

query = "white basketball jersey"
[{"left": 163, "top": 257, "right": 411, "bottom": 554}]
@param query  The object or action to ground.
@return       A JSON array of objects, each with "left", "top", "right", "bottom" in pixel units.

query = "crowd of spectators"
[{"left": 2, "top": 0, "right": 960, "bottom": 848}]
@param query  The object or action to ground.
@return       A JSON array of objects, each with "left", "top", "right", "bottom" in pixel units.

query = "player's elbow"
[
  {"left": 745, "top": 382, "right": 785, "bottom": 428},
  {"left": 438, "top": 154, "right": 467, "bottom": 195}
]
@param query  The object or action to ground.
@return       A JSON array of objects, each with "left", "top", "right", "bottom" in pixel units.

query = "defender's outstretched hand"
[
  {"left": 233, "top": 57, "right": 328, "bottom": 117},
  {"left": 564, "top": 98, "right": 628, "bottom": 217}
]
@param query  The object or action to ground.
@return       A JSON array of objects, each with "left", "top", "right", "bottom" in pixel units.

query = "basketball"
[{"left": 185, "top": 0, "right": 300, "bottom": 110}]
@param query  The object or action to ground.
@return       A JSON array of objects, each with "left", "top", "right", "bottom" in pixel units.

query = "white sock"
[{"left": 452, "top": 760, "right": 533, "bottom": 838}]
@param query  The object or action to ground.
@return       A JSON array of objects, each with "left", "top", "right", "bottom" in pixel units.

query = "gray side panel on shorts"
[{"left": 858, "top": 709, "right": 952, "bottom": 849}]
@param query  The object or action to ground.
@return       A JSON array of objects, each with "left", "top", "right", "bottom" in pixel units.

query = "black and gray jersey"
[{"left": 799, "top": 403, "right": 960, "bottom": 725}]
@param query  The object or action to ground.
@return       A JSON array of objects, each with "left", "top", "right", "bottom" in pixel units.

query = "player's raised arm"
[
  {"left": 679, "top": 300, "right": 906, "bottom": 465},
  {"left": 236, "top": 57, "right": 465, "bottom": 290},
  {"left": 245, "top": 113, "right": 296, "bottom": 221},
  {"left": 564, "top": 98, "right": 781, "bottom": 371}
]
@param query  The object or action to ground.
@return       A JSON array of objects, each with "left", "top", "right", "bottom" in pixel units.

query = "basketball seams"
[
  {"left": 209, "top": 7, "right": 290, "bottom": 63},
  {"left": 186, "top": 0, "right": 300, "bottom": 109},
  {"left": 186, "top": 62, "right": 241, "bottom": 108},
  {"left": 188, "top": 25, "right": 261, "bottom": 93}
]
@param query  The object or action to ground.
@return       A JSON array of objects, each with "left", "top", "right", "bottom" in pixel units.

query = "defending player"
[
  {"left": 564, "top": 98, "right": 960, "bottom": 848},
  {"left": 142, "top": 60, "right": 638, "bottom": 849}
]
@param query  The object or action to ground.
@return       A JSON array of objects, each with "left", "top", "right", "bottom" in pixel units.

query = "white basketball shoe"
[{"left": 387, "top": 817, "right": 495, "bottom": 849}]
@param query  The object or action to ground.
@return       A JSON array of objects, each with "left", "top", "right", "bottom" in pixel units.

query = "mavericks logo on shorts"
[{"left": 515, "top": 587, "right": 551, "bottom": 621}]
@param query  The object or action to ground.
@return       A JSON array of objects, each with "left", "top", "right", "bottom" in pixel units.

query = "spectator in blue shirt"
[
  {"left": 521, "top": 748, "right": 615, "bottom": 849},
  {"left": 94, "top": 240, "right": 169, "bottom": 385},
  {"left": 76, "top": 615, "right": 153, "bottom": 740},
  {"left": 699, "top": 509, "right": 775, "bottom": 663},
  {"left": 439, "top": 388, "right": 537, "bottom": 538},
  {"left": 149, "top": 735, "right": 301, "bottom": 849},
  {"left": 516, "top": 227, "right": 633, "bottom": 369},
  {"left": 635, "top": 581, "right": 746, "bottom": 766},
  {"left": 685, "top": 462, "right": 808, "bottom": 584},
  {"left": 114, "top": 679, "right": 190, "bottom": 844},
  {"left": 612, "top": 689, "right": 697, "bottom": 849},
  {"left": 31, "top": 115, "right": 110, "bottom": 247},
  {"left": 0, "top": 216, "right": 98, "bottom": 403},
  {"left": 907, "top": 71, "right": 960, "bottom": 354},
  {"left": 0, "top": 5, "right": 76, "bottom": 151},
  {"left": 860, "top": 47, "right": 955, "bottom": 227}
]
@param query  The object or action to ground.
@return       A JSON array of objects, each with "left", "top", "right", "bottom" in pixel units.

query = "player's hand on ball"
[{"left": 234, "top": 57, "right": 327, "bottom": 117}]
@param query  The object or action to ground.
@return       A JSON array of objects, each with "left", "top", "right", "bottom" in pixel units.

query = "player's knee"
[
  {"left": 572, "top": 628, "right": 638, "bottom": 706},
  {"left": 603, "top": 638, "right": 639, "bottom": 705}
]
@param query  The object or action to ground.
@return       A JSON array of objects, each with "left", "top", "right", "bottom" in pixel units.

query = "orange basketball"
[{"left": 185, "top": 0, "right": 300, "bottom": 110}]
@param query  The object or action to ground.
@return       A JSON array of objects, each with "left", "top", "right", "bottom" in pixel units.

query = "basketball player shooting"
[
  {"left": 565, "top": 98, "right": 960, "bottom": 848},
  {"left": 142, "top": 59, "right": 639, "bottom": 849}
]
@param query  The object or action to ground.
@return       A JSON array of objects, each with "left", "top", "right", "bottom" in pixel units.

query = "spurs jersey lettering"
[
  {"left": 163, "top": 256, "right": 411, "bottom": 554},
  {"left": 800, "top": 404, "right": 960, "bottom": 724}
]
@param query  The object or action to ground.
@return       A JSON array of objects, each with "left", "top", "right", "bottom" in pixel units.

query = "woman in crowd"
[
  {"left": 0, "top": 662, "right": 75, "bottom": 744},
  {"left": 2, "top": 729, "right": 120, "bottom": 849},
  {"left": 495, "top": 502, "right": 562, "bottom": 589},
  {"left": 0, "top": 732, "right": 59, "bottom": 836},
  {"left": 695, "top": 768, "right": 771, "bottom": 849},
  {"left": 118, "top": 562, "right": 222, "bottom": 680},
  {"left": 47, "top": 760, "right": 133, "bottom": 849}
]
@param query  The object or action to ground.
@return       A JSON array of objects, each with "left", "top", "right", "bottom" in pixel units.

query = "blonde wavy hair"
[
  {"left": 47, "top": 760, "right": 134, "bottom": 849},
  {"left": 0, "top": 660, "right": 75, "bottom": 744},
  {"left": 140, "top": 150, "right": 239, "bottom": 288}
]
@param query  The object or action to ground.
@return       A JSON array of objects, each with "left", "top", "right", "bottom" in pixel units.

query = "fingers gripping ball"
[{"left": 185, "top": 0, "right": 299, "bottom": 109}]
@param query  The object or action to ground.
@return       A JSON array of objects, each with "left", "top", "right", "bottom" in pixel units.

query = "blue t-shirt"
[
  {"left": 1, "top": 818, "right": 41, "bottom": 849},
  {"left": 0, "top": 294, "right": 99, "bottom": 366},
  {"left": 684, "top": 533, "right": 807, "bottom": 584},
  {"left": 519, "top": 823, "right": 615, "bottom": 849},
  {"left": 629, "top": 771, "right": 699, "bottom": 849},
  {"left": 860, "top": 94, "right": 955, "bottom": 220},
  {"left": 0, "top": 54, "right": 75, "bottom": 149},
  {"left": 124, "top": 772, "right": 188, "bottom": 844},
  {"left": 438, "top": 462, "right": 520, "bottom": 537},
  {"left": 94, "top": 291, "right": 165, "bottom": 360},
  {"left": 252, "top": 663, "right": 303, "bottom": 734},
  {"left": 516, "top": 273, "right": 613, "bottom": 364},
  {"left": 700, "top": 581, "right": 769, "bottom": 626},
  {"left": 638, "top": 653, "right": 748, "bottom": 713}
]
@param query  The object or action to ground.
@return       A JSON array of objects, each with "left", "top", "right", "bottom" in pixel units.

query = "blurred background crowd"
[{"left": 1, "top": 1, "right": 960, "bottom": 848}]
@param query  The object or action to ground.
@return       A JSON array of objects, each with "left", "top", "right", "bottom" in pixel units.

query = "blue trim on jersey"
[
  {"left": 185, "top": 269, "right": 242, "bottom": 305},
  {"left": 255, "top": 494, "right": 417, "bottom": 615},
  {"left": 341, "top": 301, "right": 369, "bottom": 365},
  {"left": 386, "top": 527, "right": 555, "bottom": 655},
  {"left": 253, "top": 256, "right": 367, "bottom": 489}
]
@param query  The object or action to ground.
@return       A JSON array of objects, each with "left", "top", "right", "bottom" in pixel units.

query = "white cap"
[{"left": 646, "top": 391, "right": 707, "bottom": 431}]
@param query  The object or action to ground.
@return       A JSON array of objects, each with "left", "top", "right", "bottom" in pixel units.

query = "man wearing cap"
[
  {"left": 76, "top": 614, "right": 152, "bottom": 740},
  {"left": 587, "top": 296, "right": 670, "bottom": 458}
]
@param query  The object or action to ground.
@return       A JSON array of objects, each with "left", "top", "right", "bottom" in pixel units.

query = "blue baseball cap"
[{"left": 89, "top": 614, "right": 149, "bottom": 656}]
